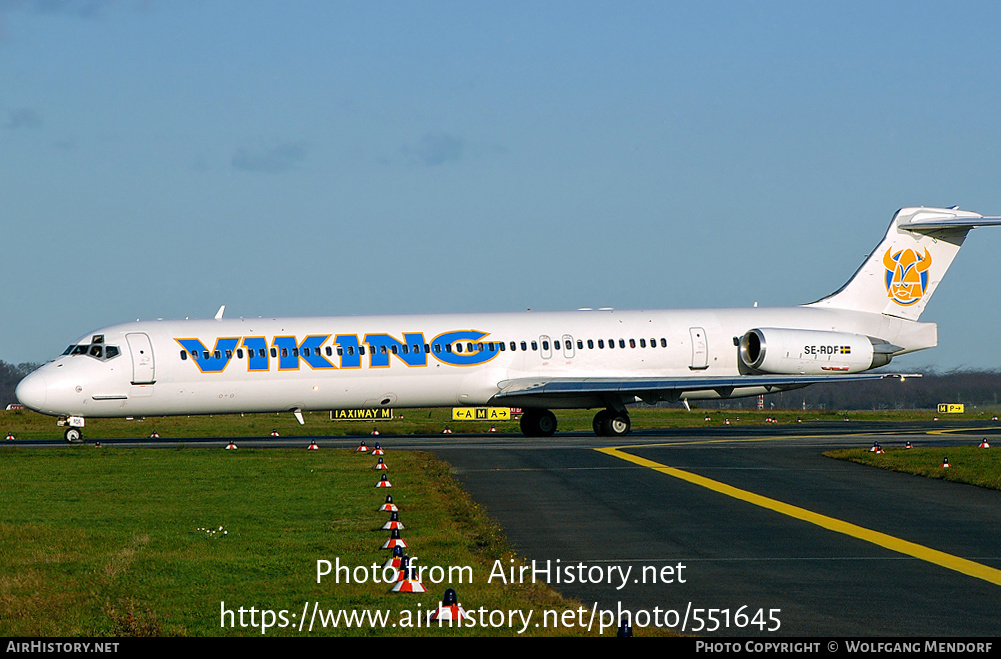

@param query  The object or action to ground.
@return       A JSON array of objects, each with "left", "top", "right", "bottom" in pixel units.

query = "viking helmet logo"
[{"left": 883, "top": 247, "right": 932, "bottom": 306}]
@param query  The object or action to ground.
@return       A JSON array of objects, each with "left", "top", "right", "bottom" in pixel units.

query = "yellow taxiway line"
[{"left": 596, "top": 446, "right": 1001, "bottom": 587}]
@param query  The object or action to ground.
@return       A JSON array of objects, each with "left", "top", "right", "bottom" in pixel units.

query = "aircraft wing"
[{"left": 494, "top": 372, "right": 917, "bottom": 402}]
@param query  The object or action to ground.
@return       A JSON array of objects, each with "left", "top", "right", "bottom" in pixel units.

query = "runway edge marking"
[{"left": 595, "top": 446, "right": 1001, "bottom": 587}]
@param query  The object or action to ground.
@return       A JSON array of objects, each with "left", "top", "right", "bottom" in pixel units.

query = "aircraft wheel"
[
  {"left": 593, "top": 409, "right": 611, "bottom": 436},
  {"left": 605, "top": 413, "right": 631, "bottom": 437},
  {"left": 520, "top": 409, "right": 557, "bottom": 437},
  {"left": 64, "top": 427, "right": 83, "bottom": 444},
  {"left": 594, "top": 410, "right": 630, "bottom": 437}
]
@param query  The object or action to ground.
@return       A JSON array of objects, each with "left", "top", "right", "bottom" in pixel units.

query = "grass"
[
  {"left": 3, "top": 407, "right": 995, "bottom": 441},
  {"left": 2, "top": 407, "right": 997, "bottom": 636},
  {"left": 0, "top": 446, "right": 659, "bottom": 637},
  {"left": 824, "top": 443, "right": 1001, "bottom": 491}
]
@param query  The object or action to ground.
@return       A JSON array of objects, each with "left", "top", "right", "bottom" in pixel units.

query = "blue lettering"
[
  {"left": 334, "top": 335, "right": 362, "bottom": 369},
  {"left": 176, "top": 337, "right": 240, "bottom": 373},
  {"left": 272, "top": 335, "right": 335, "bottom": 370},
  {"left": 430, "top": 330, "right": 498, "bottom": 367},
  {"left": 364, "top": 333, "right": 427, "bottom": 368},
  {"left": 241, "top": 337, "right": 270, "bottom": 371}
]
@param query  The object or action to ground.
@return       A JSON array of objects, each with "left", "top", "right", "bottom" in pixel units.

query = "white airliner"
[{"left": 16, "top": 206, "right": 1001, "bottom": 443}]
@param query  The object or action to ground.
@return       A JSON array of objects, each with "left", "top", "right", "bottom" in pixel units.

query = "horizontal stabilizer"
[{"left": 899, "top": 215, "right": 1001, "bottom": 233}]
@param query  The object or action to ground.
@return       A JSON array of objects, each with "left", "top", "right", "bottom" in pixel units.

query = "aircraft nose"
[{"left": 15, "top": 371, "right": 47, "bottom": 412}]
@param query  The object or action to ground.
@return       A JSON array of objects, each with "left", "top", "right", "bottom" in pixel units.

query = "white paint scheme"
[{"left": 15, "top": 207, "right": 1001, "bottom": 441}]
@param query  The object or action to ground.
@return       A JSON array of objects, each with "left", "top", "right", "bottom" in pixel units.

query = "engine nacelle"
[{"left": 738, "top": 328, "right": 893, "bottom": 375}]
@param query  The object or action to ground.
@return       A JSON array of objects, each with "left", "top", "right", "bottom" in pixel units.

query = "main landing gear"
[
  {"left": 518, "top": 408, "right": 632, "bottom": 437},
  {"left": 519, "top": 409, "right": 558, "bottom": 437},
  {"left": 592, "top": 409, "right": 631, "bottom": 437}
]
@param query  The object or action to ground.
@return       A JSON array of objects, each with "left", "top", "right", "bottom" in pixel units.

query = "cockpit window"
[{"left": 65, "top": 341, "right": 121, "bottom": 362}]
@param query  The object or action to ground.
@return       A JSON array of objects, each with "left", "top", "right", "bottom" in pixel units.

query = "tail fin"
[{"left": 806, "top": 207, "right": 1001, "bottom": 321}]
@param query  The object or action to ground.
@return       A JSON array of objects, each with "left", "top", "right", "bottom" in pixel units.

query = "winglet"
[{"left": 214, "top": 305, "right": 226, "bottom": 320}]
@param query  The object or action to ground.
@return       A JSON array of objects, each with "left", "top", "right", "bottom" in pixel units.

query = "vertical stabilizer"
[{"left": 806, "top": 207, "right": 1001, "bottom": 321}]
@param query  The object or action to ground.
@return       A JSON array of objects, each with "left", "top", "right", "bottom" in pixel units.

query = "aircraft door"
[
  {"left": 126, "top": 333, "right": 156, "bottom": 384},
  {"left": 539, "top": 335, "right": 552, "bottom": 360},
  {"left": 689, "top": 327, "right": 708, "bottom": 370},
  {"left": 562, "top": 334, "right": 575, "bottom": 359}
]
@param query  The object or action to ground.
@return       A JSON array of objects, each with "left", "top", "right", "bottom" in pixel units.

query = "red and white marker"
[
  {"left": 390, "top": 557, "right": 426, "bottom": 593},
  {"left": 428, "top": 589, "right": 471, "bottom": 622},
  {"left": 382, "top": 529, "right": 407, "bottom": 550},
  {"left": 382, "top": 512, "right": 405, "bottom": 531}
]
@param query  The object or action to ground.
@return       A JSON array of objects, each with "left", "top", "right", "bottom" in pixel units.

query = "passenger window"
[
  {"left": 619, "top": 339, "right": 626, "bottom": 348},
  {"left": 640, "top": 339, "right": 646, "bottom": 348},
  {"left": 180, "top": 350, "right": 187, "bottom": 360},
  {"left": 587, "top": 339, "right": 594, "bottom": 349},
  {"left": 542, "top": 341, "right": 550, "bottom": 351},
  {"left": 629, "top": 339, "right": 636, "bottom": 348},
  {"left": 661, "top": 338, "right": 667, "bottom": 347},
  {"left": 520, "top": 341, "right": 527, "bottom": 351},
  {"left": 531, "top": 341, "right": 538, "bottom": 351},
  {"left": 608, "top": 340, "right": 614, "bottom": 349},
  {"left": 237, "top": 349, "right": 244, "bottom": 358}
]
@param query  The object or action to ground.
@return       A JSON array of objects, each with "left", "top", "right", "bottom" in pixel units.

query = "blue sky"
[{"left": 3, "top": 1, "right": 1001, "bottom": 371}]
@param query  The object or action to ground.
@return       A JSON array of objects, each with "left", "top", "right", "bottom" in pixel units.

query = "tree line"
[
  {"left": 0, "top": 361, "right": 41, "bottom": 408},
  {"left": 708, "top": 370, "right": 1001, "bottom": 411},
  {"left": 3, "top": 360, "right": 1001, "bottom": 411}
]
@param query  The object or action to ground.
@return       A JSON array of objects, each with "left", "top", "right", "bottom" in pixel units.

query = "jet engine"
[{"left": 738, "top": 328, "right": 896, "bottom": 375}]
